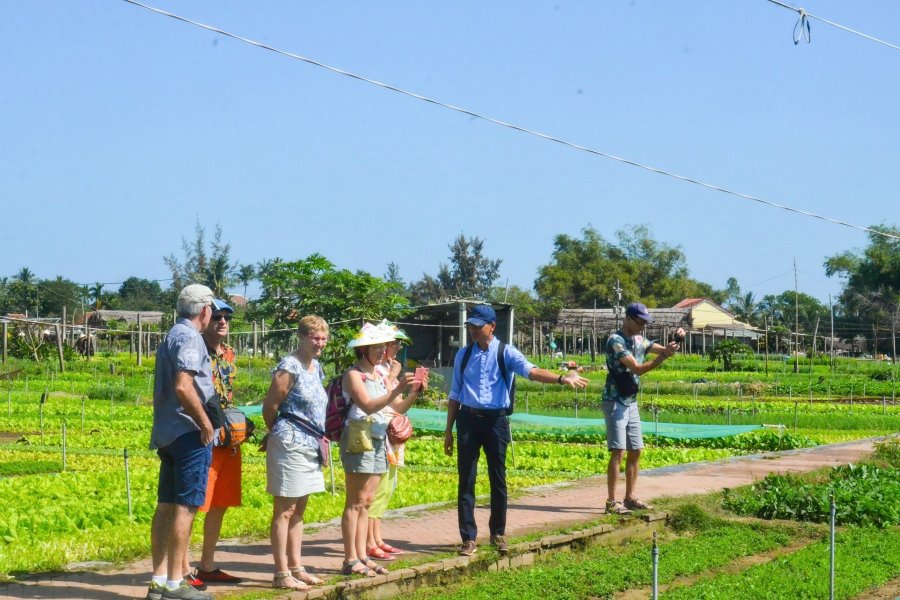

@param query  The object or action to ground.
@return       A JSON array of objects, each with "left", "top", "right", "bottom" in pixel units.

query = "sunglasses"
[{"left": 211, "top": 314, "right": 233, "bottom": 322}]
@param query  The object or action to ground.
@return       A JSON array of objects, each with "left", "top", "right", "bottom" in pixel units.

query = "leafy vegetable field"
[{"left": 0, "top": 353, "right": 896, "bottom": 580}]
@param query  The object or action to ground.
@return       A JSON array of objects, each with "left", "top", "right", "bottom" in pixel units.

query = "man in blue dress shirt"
[{"left": 444, "top": 304, "right": 588, "bottom": 556}]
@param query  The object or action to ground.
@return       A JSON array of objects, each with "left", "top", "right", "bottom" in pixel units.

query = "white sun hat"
[{"left": 347, "top": 322, "right": 398, "bottom": 348}]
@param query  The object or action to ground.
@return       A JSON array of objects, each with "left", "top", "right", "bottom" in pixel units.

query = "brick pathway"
[{"left": 0, "top": 438, "right": 879, "bottom": 600}]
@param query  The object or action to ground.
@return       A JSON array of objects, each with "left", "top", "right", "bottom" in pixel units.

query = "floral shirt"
[
  {"left": 271, "top": 355, "right": 327, "bottom": 450},
  {"left": 603, "top": 330, "right": 651, "bottom": 406},
  {"left": 209, "top": 342, "right": 236, "bottom": 408}
]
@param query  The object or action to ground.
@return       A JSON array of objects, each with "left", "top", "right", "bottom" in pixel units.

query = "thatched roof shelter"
[{"left": 83, "top": 310, "right": 164, "bottom": 328}]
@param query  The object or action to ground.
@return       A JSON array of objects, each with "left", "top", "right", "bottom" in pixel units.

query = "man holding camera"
[{"left": 603, "top": 302, "right": 682, "bottom": 515}]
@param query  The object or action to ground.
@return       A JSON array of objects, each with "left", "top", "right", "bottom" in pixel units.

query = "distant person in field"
[
  {"left": 603, "top": 302, "right": 682, "bottom": 515},
  {"left": 148, "top": 284, "right": 216, "bottom": 600},
  {"left": 444, "top": 304, "right": 589, "bottom": 557},
  {"left": 182, "top": 299, "right": 243, "bottom": 589}
]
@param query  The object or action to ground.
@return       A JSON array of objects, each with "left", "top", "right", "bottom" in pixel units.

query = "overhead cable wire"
[
  {"left": 120, "top": 0, "right": 899, "bottom": 243},
  {"left": 766, "top": 0, "right": 900, "bottom": 53}
]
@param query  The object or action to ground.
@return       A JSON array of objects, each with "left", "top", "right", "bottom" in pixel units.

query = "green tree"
[
  {"left": 250, "top": 254, "right": 411, "bottom": 372},
  {"left": 487, "top": 284, "right": 543, "bottom": 320},
  {"left": 534, "top": 225, "right": 716, "bottom": 310},
  {"left": 758, "top": 291, "right": 828, "bottom": 357},
  {"left": 89, "top": 283, "right": 105, "bottom": 310},
  {"left": 163, "top": 222, "right": 235, "bottom": 297},
  {"left": 236, "top": 264, "right": 256, "bottom": 299},
  {"left": 4, "top": 268, "right": 39, "bottom": 315},
  {"left": 825, "top": 224, "right": 900, "bottom": 355},
  {"left": 37, "top": 276, "right": 88, "bottom": 316},
  {"left": 708, "top": 339, "right": 753, "bottom": 371},
  {"left": 118, "top": 277, "right": 164, "bottom": 311},
  {"left": 14, "top": 267, "right": 35, "bottom": 285},
  {"left": 731, "top": 291, "right": 760, "bottom": 326},
  {"left": 409, "top": 235, "right": 501, "bottom": 304}
]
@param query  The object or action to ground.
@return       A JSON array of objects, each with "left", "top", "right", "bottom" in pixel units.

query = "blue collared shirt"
[
  {"left": 449, "top": 337, "right": 535, "bottom": 410},
  {"left": 150, "top": 318, "right": 216, "bottom": 449}
]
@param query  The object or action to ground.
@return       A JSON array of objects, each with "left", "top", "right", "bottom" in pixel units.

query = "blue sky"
[{"left": 3, "top": 1, "right": 898, "bottom": 305}]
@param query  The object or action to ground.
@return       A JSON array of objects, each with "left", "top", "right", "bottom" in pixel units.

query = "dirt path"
[{"left": 852, "top": 575, "right": 900, "bottom": 600}]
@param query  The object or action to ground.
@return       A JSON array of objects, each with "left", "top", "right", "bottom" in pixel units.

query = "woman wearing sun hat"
[
  {"left": 366, "top": 322, "right": 422, "bottom": 561},
  {"left": 339, "top": 322, "right": 422, "bottom": 577}
]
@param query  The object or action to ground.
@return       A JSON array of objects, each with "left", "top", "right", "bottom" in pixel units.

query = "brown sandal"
[
  {"left": 290, "top": 566, "right": 324, "bottom": 586},
  {"left": 273, "top": 572, "right": 309, "bottom": 591}
]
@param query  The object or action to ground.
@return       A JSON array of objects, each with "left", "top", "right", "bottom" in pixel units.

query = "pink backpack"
[{"left": 324, "top": 368, "right": 366, "bottom": 442}]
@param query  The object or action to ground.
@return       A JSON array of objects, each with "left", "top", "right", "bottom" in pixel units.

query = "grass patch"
[
  {"left": 408, "top": 511, "right": 802, "bottom": 600},
  {"left": 663, "top": 526, "right": 900, "bottom": 599},
  {"left": 0, "top": 460, "right": 60, "bottom": 477}
]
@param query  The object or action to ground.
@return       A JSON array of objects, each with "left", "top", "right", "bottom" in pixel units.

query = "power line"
[
  {"left": 119, "top": 0, "right": 900, "bottom": 243},
  {"left": 766, "top": 0, "right": 900, "bottom": 53}
]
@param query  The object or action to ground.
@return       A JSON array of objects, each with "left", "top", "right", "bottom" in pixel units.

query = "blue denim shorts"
[
  {"left": 602, "top": 400, "right": 644, "bottom": 451},
  {"left": 157, "top": 430, "right": 213, "bottom": 507}
]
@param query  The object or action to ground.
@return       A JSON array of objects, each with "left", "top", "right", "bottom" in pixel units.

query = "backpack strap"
[
  {"left": 459, "top": 340, "right": 515, "bottom": 414},
  {"left": 459, "top": 341, "right": 511, "bottom": 390},
  {"left": 497, "top": 341, "right": 510, "bottom": 391},
  {"left": 459, "top": 343, "right": 475, "bottom": 376}
]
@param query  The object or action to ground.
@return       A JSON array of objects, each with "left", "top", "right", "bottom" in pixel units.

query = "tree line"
[{"left": 1, "top": 222, "right": 897, "bottom": 356}]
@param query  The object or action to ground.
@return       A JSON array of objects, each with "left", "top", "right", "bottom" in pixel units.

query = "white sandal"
[{"left": 272, "top": 572, "right": 309, "bottom": 591}]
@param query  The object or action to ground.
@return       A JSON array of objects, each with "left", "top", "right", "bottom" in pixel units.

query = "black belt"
[{"left": 459, "top": 404, "right": 507, "bottom": 418}]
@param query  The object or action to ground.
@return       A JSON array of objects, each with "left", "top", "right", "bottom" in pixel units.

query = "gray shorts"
[
  {"left": 340, "top": 434, "right": 388, "bottom": 475},
  {"left": 602, "top": 400, "right": 644, "bottom": 451}
]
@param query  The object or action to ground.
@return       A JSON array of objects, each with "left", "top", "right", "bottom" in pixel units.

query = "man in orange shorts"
[{"left": 185, "top": 299, "right": 243, "bottom": 588}]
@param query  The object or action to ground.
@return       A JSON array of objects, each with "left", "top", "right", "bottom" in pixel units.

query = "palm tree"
[
  {"left": 236, "top": 264, "right": 255, "bottom": 299},
  {"left": 89, "top": 283, "right": 104, "bottom": 310},
  {"left": 733, "top": 291, "right": 759, "bottom": 325},
  {"left": 14, "top": 267, "right": 34, "bottom": 284},
  {"left": 201, "top": 255, "right": 231, "bottom": 298}
]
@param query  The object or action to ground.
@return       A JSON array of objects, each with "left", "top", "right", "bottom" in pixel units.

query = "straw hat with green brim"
[
  {"left": 376, "top": 318, "right": 413, "bottom": 345},
  {"left": 347, "top": 322, "right": 398, "bottom": 348},
  {"left": 393, "top": 328, "right": 412, "bottom": 344}
]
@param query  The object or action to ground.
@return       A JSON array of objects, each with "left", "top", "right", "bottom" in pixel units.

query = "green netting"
[{"left": 238, "top": 406, "right": 760, "bottom": 439}]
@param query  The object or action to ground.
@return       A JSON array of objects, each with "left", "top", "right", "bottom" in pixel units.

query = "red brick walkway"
[{"left": 0, "top": 438, "right": 878, "bottom": 600}]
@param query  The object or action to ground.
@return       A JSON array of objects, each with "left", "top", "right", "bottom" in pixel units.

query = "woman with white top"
[{"left": 339, "top": 323, "right": 421, "bottom": 577}]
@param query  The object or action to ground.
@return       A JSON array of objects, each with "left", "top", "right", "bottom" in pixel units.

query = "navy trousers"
[{"left": 456, "top": 410, "right": 510, "bottom": 542}]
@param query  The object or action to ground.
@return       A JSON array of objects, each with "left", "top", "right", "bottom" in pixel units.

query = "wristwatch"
[{"left": 557, "top": 374, "right": 564, "bottom": 384}]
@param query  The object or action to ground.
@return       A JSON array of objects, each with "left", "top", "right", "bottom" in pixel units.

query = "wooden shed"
[{"left": 397, "top": 301, "right": 515, "bottom": 368}]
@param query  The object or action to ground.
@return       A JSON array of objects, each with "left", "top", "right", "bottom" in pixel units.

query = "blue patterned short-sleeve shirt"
[
  {"left": 271, "top": 355, "right": 327, "bottom": 449},
  {"left": 603, "top": 330, "right": 651, "bottom": 405}
]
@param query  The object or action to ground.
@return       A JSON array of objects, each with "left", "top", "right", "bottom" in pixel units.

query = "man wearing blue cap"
[
  {"left": 603, "top": 302, "right": 681, "bottom": 515},
  {"left": 444, "top": 304, "right": 589, "bottom": 556}
]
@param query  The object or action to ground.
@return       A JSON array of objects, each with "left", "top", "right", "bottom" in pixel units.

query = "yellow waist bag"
[{"left": 346, "top": 417, "right": 374, "bottom": 453}]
